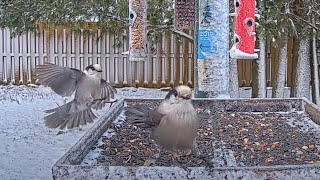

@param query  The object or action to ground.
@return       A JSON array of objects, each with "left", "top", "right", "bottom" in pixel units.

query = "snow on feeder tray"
[{"left": 52, "top": 98, "right": 320, "bottom": 180}]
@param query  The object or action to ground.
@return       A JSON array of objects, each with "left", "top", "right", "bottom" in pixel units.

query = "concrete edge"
[
  {"left": 126, "top": 98, "right": 304, "bottom": 112},
  {"left": 302, "top": 97, "right": 320, "bottom": 125},
  {"left": 52, "top": 164, "right": 320, "bottom": 180},
  {"left": 54, "top": 98, "right": 125, "bottom": 166},
  {"left": 125, "top": 97, "right": 304, "bottom": 101}
]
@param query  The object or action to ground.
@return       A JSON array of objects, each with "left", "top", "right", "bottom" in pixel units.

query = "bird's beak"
[{"left": 97, "top": 70, "right": 102, "bottom": 72}]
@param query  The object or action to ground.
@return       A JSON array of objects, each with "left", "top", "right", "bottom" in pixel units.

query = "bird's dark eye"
[{"left": 85, "top": 65, "right": 95, "bottom": 71}]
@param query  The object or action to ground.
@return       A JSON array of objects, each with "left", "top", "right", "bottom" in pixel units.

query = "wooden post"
[{"left": 312, "top": 16, "right": 319, "bottom": 105}]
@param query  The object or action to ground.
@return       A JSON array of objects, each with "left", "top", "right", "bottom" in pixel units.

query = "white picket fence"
[{"left": 0, "top": 28, "right": 194, "bottom": 87}]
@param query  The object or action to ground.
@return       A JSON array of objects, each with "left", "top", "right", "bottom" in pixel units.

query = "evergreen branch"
[
  {"left": 312, "top": 10, "right": 320, "bottom": 17},
  {"left": 287, "top": 12, "right": 320, "bottom": 31},
  {"left": 105, "top": 14, "right": 128, "bottom": 23},
  {"left": 146, "top": 24, "right": 194, "bottom": 42},
  {"left": 147, "top": 24, "right": 194, "bottom": 43}
]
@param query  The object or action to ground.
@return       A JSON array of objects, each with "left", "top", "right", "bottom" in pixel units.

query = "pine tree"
[
  {"left": 260, "top": 0, "right": 319, "bottom": 99},
  {"left": 0, "top": 0, "right": 174, "bottom": 42}
]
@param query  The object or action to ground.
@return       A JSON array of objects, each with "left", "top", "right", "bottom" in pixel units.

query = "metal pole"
[{"left": 194, "top": 0, "right": 230, "bottom": 98}]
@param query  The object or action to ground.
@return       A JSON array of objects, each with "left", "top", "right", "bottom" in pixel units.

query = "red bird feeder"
[{"left": 230, "top": 0, "right": 258, "bottom": 59}]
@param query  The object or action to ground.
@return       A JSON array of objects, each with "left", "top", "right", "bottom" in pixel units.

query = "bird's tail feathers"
[
  {"left": 45, "top": 106, "right": 60, "bottom": 113},
  {"left": 44, "top": 100, "right": 97, "bottom": 129}
]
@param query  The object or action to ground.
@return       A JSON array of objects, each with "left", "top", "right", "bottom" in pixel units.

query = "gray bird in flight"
[
  {"left": 124, "top": 85, "right": 200, "bottom": 159},
  {"left": 35, "top": 63, "right": 117, "bottom": 130}
]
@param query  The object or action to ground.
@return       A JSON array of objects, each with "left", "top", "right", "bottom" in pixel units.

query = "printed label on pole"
[
  {"left": 197, "top": 29, "right": 227, "bottom": 60},
  {"left": 197, "top": 29, "right": 217, "bottom": 60}
]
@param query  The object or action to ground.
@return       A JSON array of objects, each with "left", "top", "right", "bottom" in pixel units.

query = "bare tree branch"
[
  {"left": 170, "top": 29, "right": 194, "bottom": 42},
  {"left": 146, "top": 24, "right": 194, "bottom": 42},
  {"left": 288, "top": 18, "right": 298, "bottom": 36}
]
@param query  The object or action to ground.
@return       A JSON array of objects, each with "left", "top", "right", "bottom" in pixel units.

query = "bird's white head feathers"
[
  {"left": 176, "top": 85, "right": 192, "bottom": 99},
  {"left": 93, "top": 64, "right": 102, "bottom": 72}
]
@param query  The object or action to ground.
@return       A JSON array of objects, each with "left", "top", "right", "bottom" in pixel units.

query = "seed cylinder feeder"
[
  {"left": 230, "top": 0, "right": 258, "bottom": 59},
  {"left": 128, "top": 0, "right": 147, "bottom": 61},
  {"left": 174, "top": 0, "right": 195, "bottom": 31}
]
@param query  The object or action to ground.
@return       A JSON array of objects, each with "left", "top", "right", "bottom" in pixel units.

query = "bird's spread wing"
[
  {"left": 91, "top": 79, "right": 117, "bottom": 110},
  {"left": 35, "top": 63, "right": 85, "bottom": 97}
]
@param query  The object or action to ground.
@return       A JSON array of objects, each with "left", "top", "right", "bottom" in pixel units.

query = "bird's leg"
[
  {"left": 170, "top": 151, "right": 181, "bottom": 162},
  {"left": 199, "top": 154, "right": 213, "bottom": 168},
  {"left": 143, "top": 157, "right": 156, "bottom": 166},
  {"left": 154, "top": 147, "right": 161, "bottom": 159},
  {"left": 193, "top": 147, "right": 213, "bottom": 168},
  {"left": 192, "top": 141, "right": 201, "bottom": 156},
  {"left": 63, "top": 98, "right": 68, "bottom": 104},
  {"left": 56, "top": 131, "right": 65, "bottom": 135},
  {"left": 170, "top": 151, "right": 189, "bottom": 170},
  {"left": 92, "top": 97, "right": 118, "bottom": 107},
  {"left": 143, "top": 148, "right": 161, "bottom": 167},
  {"left": 92, "top": 97, "right": 114, "bottom": 102},
  {"left": 185, "top": 149, "right": 192, "bottom": 156},
  {"left": 173, "top": 152, "right": 180, "bottom": 161},
  {"left": 190, "top": 140, "right": 213, "bottom": 167},
  {"left": 108, "top": 99, "right": 118, "bottom": 108}
]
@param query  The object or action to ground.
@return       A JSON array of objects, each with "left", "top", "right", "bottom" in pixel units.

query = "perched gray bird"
[
  {"left": 124, "top": 85, "right": 200, "bottom": 158},
  {"left": 35, "top": 63, "right": 117, "bottom": 129}
]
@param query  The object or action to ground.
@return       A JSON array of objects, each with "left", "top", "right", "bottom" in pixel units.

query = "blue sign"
[{"left": 197, "top": 29, "right": 217, "bottom": 60}]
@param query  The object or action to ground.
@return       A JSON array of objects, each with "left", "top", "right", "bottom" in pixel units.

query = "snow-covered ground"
[
  {"left": 0, "top": 85, "right": 294, "bottom": 180},
  {"left": 0, "top": 85, "right": 170, "bottom": 180},
  {"left": 0, "top": 86, "right": 95, "bottom": 180}
]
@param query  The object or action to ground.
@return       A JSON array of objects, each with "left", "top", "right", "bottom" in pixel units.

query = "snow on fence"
[{"left": 0, "top": 27, "right": 194, "bottom": 87}]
